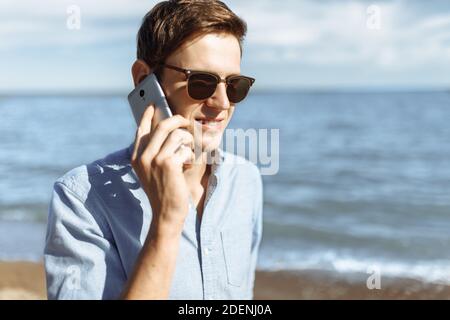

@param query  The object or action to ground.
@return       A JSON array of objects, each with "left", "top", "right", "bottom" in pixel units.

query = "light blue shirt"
[{"left": 44, "top": 144, "right": 263, "bottom": 300}]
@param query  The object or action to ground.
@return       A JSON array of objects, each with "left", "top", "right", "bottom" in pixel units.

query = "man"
[{"left": 44, "top": 0, "right": 263, "bottom": 300}]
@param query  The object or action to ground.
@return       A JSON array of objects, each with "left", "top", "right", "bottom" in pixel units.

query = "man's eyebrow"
[
  {"left": 215, "top": 71, "right": 242, "bottom": 78},
  {"left": 191, "top": 66, "right": 241, "bottom": 77}
]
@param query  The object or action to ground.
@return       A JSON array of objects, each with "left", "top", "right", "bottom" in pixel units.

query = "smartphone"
[{"left": 128, "top": 73, "right": 173, "bottom": 125}]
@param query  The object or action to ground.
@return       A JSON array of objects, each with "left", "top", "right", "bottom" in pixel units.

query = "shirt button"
[{"left": 204, "top": 247, "right": 210, "bottom": 256}]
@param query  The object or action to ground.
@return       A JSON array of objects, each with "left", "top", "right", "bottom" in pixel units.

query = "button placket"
[{"left": 199, "top": 150, "right": 223, "bottom": 300}]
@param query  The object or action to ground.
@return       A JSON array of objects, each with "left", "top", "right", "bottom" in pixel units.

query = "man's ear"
[{"left": 131, "top": 59, "right": 152, "bottom": 87}]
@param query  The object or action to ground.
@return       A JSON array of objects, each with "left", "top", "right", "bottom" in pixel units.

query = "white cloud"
[
  {"left": 419, "top": 13, "right": 450, "bottom": 29},
  {"left": 0, "top": 0, "right": 449, "bottom": 91},
  {"left": 233, "top": 0, "right": 450, "bottom": 70},
  {"left": 2, "top": 0, "right": 449, "bottom": 66},
  {"left": 0, "top": 0, "right": 152, "bottom": 49}
]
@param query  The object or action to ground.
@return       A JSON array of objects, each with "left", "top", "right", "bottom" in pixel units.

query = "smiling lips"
[{"left": 194, "top": 117, "right": 225, "bottom": 128}]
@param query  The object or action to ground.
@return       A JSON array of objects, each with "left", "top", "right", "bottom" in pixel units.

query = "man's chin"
[
  {"left": 192, "top": 139, "right": 221, "bottom": 155},
  {"left": 192, "top": 134, "right": 220, "bottom": 150},
  {"left": 197, "top": 143, "right": 219, "bottom": 153}
]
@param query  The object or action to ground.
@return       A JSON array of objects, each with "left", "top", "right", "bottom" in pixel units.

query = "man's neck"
[{"left": 183, "top": 151, "right": 213, "bottom": 221}]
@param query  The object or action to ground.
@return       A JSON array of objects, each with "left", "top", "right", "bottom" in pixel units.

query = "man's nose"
[{"left": 205, "top": 82, "right": 231, "bottom": 110}]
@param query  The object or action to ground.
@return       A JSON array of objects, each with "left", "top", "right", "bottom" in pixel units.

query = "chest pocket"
[{"left": 220, "top": 228, "right": 252, "bottom": 287}]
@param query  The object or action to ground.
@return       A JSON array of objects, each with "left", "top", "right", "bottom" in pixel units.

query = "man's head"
[{"left": 131, "top": 0, "right": 251, "bottom": 152}]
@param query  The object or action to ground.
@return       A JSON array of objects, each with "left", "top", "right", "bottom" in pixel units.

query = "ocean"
[{"left": 1, "top": 91, "right": 449, "bottom": 284}]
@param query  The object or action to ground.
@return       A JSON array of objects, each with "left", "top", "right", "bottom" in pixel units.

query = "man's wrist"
[{"left": 147, "top": 217, "right": 184, "bottom": 246}]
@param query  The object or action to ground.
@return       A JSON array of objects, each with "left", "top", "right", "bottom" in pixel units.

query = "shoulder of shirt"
[
  {"left": 54, "top": 145, "right": 132, "bottom": 201},
  {"left": 220, "top": 150, "right": 262, "bottom": 182}
]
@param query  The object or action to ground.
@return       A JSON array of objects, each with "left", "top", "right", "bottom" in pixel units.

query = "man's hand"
[
  {"left": 122, "top": 104, "right": 194, "bottom": 299},
  {"left": 131, "top": 104, "right": 194, "bottom": 235}
]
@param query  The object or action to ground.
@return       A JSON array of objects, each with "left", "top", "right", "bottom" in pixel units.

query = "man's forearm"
[{"left": 120, "top": 220, "right": 183, "bottom": 300}]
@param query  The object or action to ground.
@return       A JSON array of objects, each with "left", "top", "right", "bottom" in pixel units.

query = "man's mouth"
[{"left": 194, "top": 117, "right": 225, "bottom": 128}]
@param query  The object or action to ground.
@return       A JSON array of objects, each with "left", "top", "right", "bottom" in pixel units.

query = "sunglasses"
[{"left": 159, "top": 63, "right": 255, "bottom": 103}]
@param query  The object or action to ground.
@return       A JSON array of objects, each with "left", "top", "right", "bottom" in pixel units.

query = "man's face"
[{"left": 159, "top": 32, "right": 242, "bottom": 152}]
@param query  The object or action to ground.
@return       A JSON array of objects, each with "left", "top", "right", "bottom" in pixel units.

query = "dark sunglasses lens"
[
  {"left": 227, "top": 77, "right": 251, "bottom": 103},
  {"left": 188, "top": 73, "right": 217, "bottom": 100}
]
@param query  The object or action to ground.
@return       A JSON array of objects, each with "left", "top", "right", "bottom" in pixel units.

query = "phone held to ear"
[
  {"left": 128, "top": 73, "right": 173, "bottom": 125},
  {"left": 128, "top": 73, "right": 193, "bottom": 164}
]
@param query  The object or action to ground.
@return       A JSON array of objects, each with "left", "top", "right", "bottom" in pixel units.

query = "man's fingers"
[
  {"left": 142, "top": 115, "right": 191, "bottom": 162},
  {"left": 173, "top": 144, "right": 195, "bottom": 166},
  {"left": 132, "top": 104, "right": 155, "bottom": 162},
  {"left": 156, "top": 129, "right": 194, "bottom": 160}
]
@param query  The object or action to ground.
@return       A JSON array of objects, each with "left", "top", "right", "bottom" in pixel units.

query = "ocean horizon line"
[{"left": 1, "top": 87, "right": 449, "bottom": 98}]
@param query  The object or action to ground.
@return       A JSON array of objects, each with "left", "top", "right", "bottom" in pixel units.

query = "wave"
[{"left": 258, "top": 249, "right": 450, "bottom": 285}]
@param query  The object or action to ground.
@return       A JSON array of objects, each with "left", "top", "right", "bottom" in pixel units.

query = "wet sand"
[
  {"left": 0, "top": 262, "right": 46, "bottom": 300},
  {"left": 1, "top": 261, "right": 449, "bottom": 300},
  {"left": 253, "top": 269, "right": 450, "bottom": 299}
]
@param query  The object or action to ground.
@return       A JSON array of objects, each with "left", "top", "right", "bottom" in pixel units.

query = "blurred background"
[{"left": 1, "top": 0, "right": 450, "bottom": 299}]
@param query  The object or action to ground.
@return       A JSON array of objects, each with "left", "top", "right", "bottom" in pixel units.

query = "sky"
[{"left": 1, "top": 0, "right": 450, "bottom": 93}]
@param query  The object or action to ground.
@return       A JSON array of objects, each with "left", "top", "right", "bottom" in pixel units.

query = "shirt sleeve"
[
  {"left": 246, "top": 171, "right": 264, "bottom": 299},
  {"left": 44, "top": 181, "right": 126, "bottom": 300}
]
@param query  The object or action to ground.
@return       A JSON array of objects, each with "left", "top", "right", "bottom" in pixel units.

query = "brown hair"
[{"left": 136, "top": 0, "right": 247, "bottom": 72}]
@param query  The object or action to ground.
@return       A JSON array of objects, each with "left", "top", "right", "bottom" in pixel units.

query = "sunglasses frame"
[{"left": 159, "top": 63, "right": 255, "bottom": 102}]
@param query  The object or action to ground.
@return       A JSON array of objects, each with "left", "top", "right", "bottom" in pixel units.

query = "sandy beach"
[
  {"left": 253, "top": 269, "right": 450, "bottom": 299},
  {"left": 1, "top": 261, "right": 450, "bottom": 300},
  {"left": 0, "top": 262, "right": 46, "bottom": 300}
]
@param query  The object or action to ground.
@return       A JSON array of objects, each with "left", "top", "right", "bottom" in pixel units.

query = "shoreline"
[
  {"left": 1, "top": 261, "right": 450, "bottom": 299},
  {"left": 253, "top": 269, "right": 450, "bottom": 299}
]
